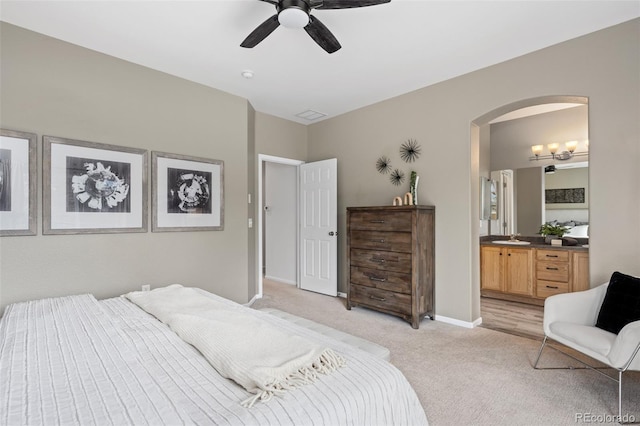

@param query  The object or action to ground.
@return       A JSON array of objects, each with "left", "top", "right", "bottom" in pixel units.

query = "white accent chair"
[{"left": 534, "top": 283, "right": 640, "bottom": 421}]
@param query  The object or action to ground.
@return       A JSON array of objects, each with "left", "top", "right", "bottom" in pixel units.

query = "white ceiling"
[{"left": 1, "top": 1, "right": 638, "bottom": 125}]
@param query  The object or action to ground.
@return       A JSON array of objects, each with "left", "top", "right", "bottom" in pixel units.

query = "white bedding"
[
  {"left": 125, "top": 285, "right": 345, "bottom": 408},
  {"left": 0, "top": 291, "right": 428, "bottom": 426}
]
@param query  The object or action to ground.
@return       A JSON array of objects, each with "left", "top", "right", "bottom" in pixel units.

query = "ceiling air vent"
[{"left": 295, "top": 110, "right": 327, "bottom": 121}]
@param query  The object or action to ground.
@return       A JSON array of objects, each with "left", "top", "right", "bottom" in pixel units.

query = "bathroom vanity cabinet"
[{"left": 481, "top": 244, "right": 589, "bottom": 305}]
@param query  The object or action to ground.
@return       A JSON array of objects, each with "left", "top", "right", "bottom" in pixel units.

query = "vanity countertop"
[{"left": 480, "top": 237, "right": 589, "bottom": 251}]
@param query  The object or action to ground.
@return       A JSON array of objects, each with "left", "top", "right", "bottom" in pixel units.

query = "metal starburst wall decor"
[
  {"left": 400, "top": 139, "right": 421, "bottom": 163},
  {"left": 376, "top": 156, "right": 392, "bottom": 174},
  {"left": 390, "top": 169, "right": 405, "bottom": 186}
]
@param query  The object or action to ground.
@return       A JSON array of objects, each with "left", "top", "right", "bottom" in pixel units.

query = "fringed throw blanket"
[{"left": 125, "top": 284, "right": 345, "bottom": 407}]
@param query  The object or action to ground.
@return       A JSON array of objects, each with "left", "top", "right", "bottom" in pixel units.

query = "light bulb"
[
  {"left": 565, "top": 141, "right": 578, "bottom": 153},
  {"left": 547, "top": 143, "right": 559, "bottom": 154},
  {"left": 278, "top": 8, "right": 309, "bottom": 28}
]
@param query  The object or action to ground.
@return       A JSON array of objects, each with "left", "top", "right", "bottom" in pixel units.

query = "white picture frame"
[
  {"left": 43, "top": 136, "right": 148, "bottom": 234},
  {"left": 0, "top": 129, "right": 37, "bottom": 236},
  {"left": 152, "top": 151, "right": 224, "bottom": 232}
]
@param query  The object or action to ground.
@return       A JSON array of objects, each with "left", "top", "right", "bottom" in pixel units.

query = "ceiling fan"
[{"left": 240, "top": 0, "right": 391, "bottom": 54}]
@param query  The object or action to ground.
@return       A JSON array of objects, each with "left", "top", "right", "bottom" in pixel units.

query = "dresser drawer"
[
  {"left": 350, "top": 284, "right": 412, "bottom": 316},
  {"left": 536, "top": 280, "right": 569, "bottom": 298},
  {"left": 349, "top": 210, "right": 412, "bottom": 232},
  {"left": 536, "top": 249, "right": 569, "bottom": 262},
  {"left": 536, "top": 261, "right": 570, "bottom": 282},
  {"left": 350, "top": 266, "right": 411, "bottom": 294},
  {"left": 350, "top": 248, "right": 412, "bottom": 273},
  {"left": 350, "top": 230, "right": 412, "bottom": 252}
]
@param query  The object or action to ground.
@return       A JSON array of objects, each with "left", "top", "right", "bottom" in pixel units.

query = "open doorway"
[
  {"left": 257, "top": 155, "right": 339, "bottom": 300},
  {"left": 264, "top": 161, "right": 298, "bottom": 284},
  {"left": 472, "top": 95, "right": 589, "bottom": 339},
  {"left": 258, "top": 155, "right": 304, "bottom": 298}
]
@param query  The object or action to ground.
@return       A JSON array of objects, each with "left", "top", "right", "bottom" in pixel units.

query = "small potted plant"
[{"left": 538, "top": 223, "right": 568, "bottom": 244}]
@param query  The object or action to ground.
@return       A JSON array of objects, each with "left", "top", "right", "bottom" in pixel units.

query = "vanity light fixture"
[
  {"left": 565, "top": 140, "right": 578, "bottom": 152},
  {"left": 530, "top": 140, "right": 588, "bottom": 161}
]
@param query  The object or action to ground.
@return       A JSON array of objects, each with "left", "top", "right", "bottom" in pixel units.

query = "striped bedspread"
[{"left": 0, "top": 292, "right": 428, "bottom": 425}]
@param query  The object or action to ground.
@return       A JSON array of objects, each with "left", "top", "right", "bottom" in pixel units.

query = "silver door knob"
[{"left": 329, "top": 231, "right": 337, "bottom": 236}]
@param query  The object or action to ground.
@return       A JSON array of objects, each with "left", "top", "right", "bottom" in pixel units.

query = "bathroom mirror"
[
  {"left": 480, "top": 178, "right": 499, "bottom": 221},
  {"left": 489, "top": 163, "right": 588, "bottom": 236},
  {"left": 486, "top": 101, "right": 589, "bottom": 236},
  {"left": 480, "top": 177, "right": 491, "bottom": 220}
]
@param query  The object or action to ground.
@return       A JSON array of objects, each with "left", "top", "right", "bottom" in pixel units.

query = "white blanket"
[
  {"left": 125, "top": 284, "right": 345, "bottom": 407},
  {"left": 1, "top": 293, "right": 428, "bottom": 425}
]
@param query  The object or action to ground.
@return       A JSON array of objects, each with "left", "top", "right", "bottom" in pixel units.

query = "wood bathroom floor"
[{"left": 480, "top": 297, "right": 544, "bottom": 341}]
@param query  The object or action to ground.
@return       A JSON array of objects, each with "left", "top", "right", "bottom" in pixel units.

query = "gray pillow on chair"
[{"left": 595, "top": 271, "right": 640, "bottom": 334}]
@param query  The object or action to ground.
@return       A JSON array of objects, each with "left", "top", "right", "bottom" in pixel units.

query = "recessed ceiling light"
[{"left": 241, "top": 70, "right": 254, "bottom": 79}]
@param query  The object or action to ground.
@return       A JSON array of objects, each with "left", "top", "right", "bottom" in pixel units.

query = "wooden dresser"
[{"left": 346, "top": 205, "right": 435, "bottom": 329}]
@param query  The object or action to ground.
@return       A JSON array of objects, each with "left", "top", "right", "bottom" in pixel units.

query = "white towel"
[{"left": 125, "top": 285, "right": 345, "bottom": 407}]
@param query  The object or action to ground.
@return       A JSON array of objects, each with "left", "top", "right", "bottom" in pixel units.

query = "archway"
[{"left": 470, "top": 95, "right": 589, "bottom": 327}]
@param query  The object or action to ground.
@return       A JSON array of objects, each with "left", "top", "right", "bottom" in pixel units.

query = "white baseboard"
[
  {"left": 264, "top": 276, "right": 297, "bottom": 286},
  {"left": 337, "top": 292, "right": 346, "bottom": 298},
  {"left": 435, "top": 314, "right": 482, "bottom": 329},
  {"left": 244, "top": 293, "right": 262, "bottom": 307}
]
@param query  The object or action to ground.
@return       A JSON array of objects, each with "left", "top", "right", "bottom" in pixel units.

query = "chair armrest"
[
  {"left": 543, "top": 283, "right": 608, "bottom": 335},
  {"left": 608, "top": 320, "right": 640, "bottom": 371}
]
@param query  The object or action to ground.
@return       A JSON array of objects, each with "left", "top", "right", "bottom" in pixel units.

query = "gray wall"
[
  {"left": 307, "top": 19, "right": 640, "bottom": 323},
  {"left": 490, "top": 105, "right": 589, "bottom": 171},
  {"left": 247, "top": 105, "right": 256, "bottom": 301},
  {"left": 515, "top": 167, "right": 543, "bottom": 236},
  {"left": 252, "top": 111, "right": 308, "bottom": 295},
  {"left": 0, "top": 23, "right": 252, "bottom": 312},
  {"left": 255, "top": 112, "right": 308, "bottom": 161},
  {"left": 1, "top": 19, "right": 638, "bottom": 325}
]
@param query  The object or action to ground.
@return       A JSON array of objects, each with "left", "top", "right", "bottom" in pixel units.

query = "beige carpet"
[{"left": 251, "top": 280, "right": 640, "bottom": 426}]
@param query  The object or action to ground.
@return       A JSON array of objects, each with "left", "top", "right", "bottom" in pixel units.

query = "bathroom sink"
[{"left": 491, "top": 240, "right": 531, "bottom": 245}]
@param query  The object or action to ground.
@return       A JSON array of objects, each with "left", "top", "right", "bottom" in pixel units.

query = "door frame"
[{"left": 257, "top": 154, "right": 304, "bottom": 298}]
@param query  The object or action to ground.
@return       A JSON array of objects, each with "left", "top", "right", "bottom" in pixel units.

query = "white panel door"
[{"left": 299, "top": 159, "right": 337, "bottom": 296}]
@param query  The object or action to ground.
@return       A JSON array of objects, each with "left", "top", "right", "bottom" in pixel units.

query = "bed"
[{"left": 0, "top": 286, "right": 428, "bottom": 425}]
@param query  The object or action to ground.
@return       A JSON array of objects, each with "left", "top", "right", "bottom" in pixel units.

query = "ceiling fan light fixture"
[{"left": 278, "top": 8, "right": 309, "bottom": 28}]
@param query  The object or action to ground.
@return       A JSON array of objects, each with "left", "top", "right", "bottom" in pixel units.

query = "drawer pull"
[
  {"left": 370, "top": 257, "right": 386, "bottom": 263},
  {"left": 370, "top": 220, "right": 386, "bottom": 223},
  {"left": 371, "top": 239, "right": 386, "bottom": 243},
  {"left": 545, "top": 254, "right": 559, "bottom": 258},
  {"left": 368, "top": 276, "right": 387, "bottom": 282},
  {"left": 369, "top": 295, "right": 387, "bottom": 302},
  {"left": 545, "top": 285, "right": 559, "bottom": 289},
  {"left": 546, "top": 267, "right": 559, "bottom": 271}
]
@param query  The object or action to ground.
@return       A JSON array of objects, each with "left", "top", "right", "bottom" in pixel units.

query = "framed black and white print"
[
  {"left": 0, "top": 129, "right": 37, "bottom": 236},
  {"left": 152, "top": 151, "right": 224, "bottom": 232},
  {"left": 43, "top": 136, "right": 148, "bottom": 234}
]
